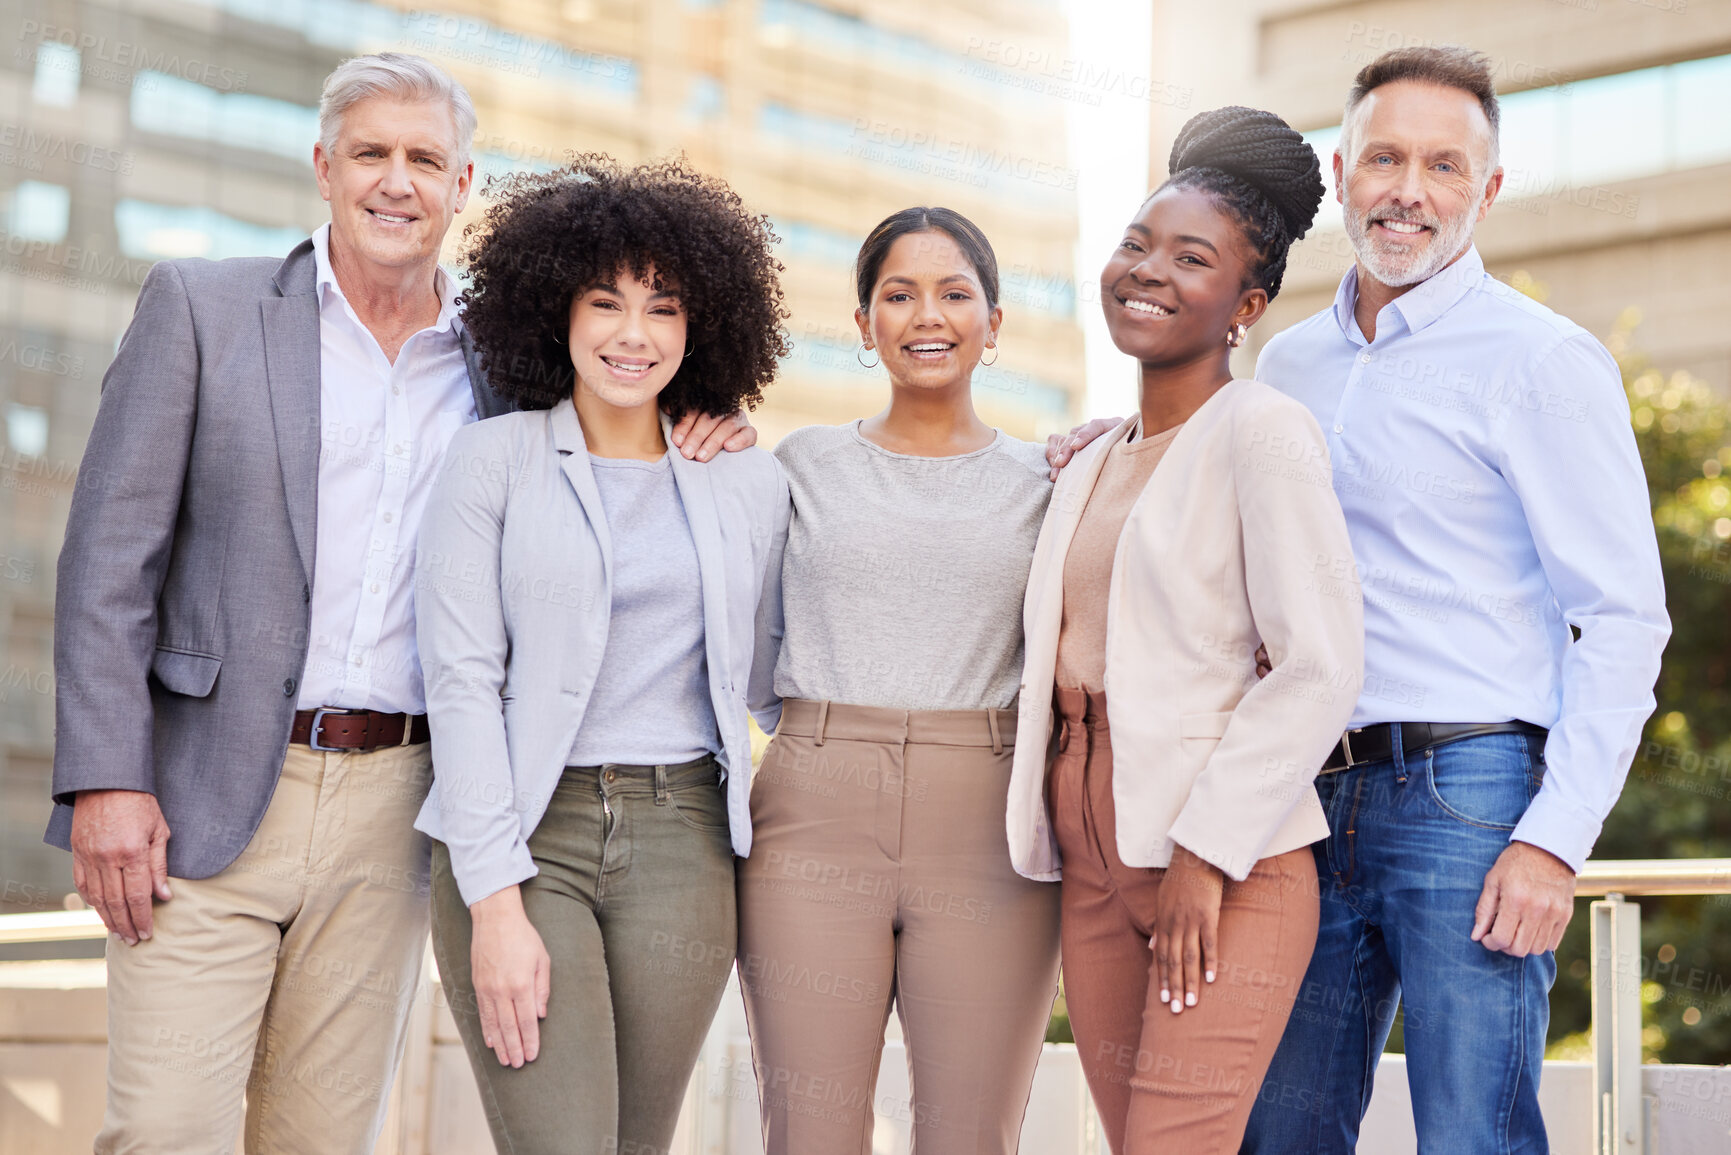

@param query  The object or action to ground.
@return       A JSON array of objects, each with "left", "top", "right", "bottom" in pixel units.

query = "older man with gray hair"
[
  {"left": 45, "top": 51, "right": 493, "bottom": 1153},
  {"left": 44, "top": 51, "right": 768, "bottom": 1152}
]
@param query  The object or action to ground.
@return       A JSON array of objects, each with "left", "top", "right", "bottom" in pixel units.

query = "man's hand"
[
  {"left": 1044, "top": 417, "right": 1122, "bottom": 480},
  {"left": 71, "top": 789, "right": 172, "bottom": 945},
  {"left": 670, "top": 410, "right": 758, "bottom": 461},
  {"left": 470, "top": 886, "right": 551, "bottom": 1068},
  {"left": 1471, "top": 841, "right": 1576, "bottom": 957},
  {"left": 1150, "top": 846, "right": 1225, "bottom": 1014}
]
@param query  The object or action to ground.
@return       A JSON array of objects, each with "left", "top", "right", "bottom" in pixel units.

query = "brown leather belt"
[
  {"left": 1319, "top": 720, "right": 1546, "bottom": 774},
  {"left": 290, "top": 708, "right": 430, "bottom": 752}
]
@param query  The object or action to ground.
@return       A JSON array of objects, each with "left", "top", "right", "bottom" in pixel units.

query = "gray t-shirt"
[
  {"left": 772, "top": 421, "right": 1052, "bottom": 711},
  {"left": 568, "top": 453, "right": 719, "bottom": 766}
]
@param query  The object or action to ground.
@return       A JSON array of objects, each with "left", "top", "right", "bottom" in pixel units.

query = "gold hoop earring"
[
  {"left": 1225, "top": 323, "right": 1247, "bottom": 348},
  {"left": 856, "top": 343, "right": 880, "bottom": 369},
  {"left": 980, "top": 343, "right": 999, "bottom": 367}
]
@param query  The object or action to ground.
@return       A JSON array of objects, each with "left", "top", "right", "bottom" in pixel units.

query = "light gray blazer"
[
  {"left": 412, "top": 398, "right": 789, "bottom": 906},
  {"left": 46, "top": 240, "right": 511, "bottom": 879}
]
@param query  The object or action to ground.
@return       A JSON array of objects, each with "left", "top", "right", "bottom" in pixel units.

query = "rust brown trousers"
[{"left": 1050, "top": 687, "right": 1320, "bottom": 1155}]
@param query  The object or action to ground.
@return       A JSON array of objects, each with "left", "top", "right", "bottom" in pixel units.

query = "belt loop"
[
  {"left": 1390, "top": 721, "right": 1406, "bottom": 777},
  {"left": 813, "top": 700, "right": 830, "bottom": 747},
  {"left": 987, "top": 709, "right": 1003, "bottom": 755},
  {"left": 655, "top": 764, "right": 669, "bottom": 804}
]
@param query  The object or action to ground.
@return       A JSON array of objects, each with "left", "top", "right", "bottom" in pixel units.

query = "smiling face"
[
  {"left": 566, "top": 267, "right": 688, "bottom": 411},
  {"left": 855, "top": 230, "right": 1000, "bottom": 393},
  {"left": 1100, "top": 185, "right": 1267, "bottom": 367},
  {"left": 314, "top": 95, "right": 471, "bottom": 276},
  {"left": 1336, "top": 79, "right": 1502, "bottom": 288}
]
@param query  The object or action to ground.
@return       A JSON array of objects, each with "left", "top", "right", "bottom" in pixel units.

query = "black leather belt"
[{"left": 1319, "top": 721, "right": 1547, "bottom": 774}]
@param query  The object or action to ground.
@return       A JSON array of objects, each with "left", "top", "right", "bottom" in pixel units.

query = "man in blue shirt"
[{"left": 1051, "top": 45, "right": 1668, "bottom": 1154}]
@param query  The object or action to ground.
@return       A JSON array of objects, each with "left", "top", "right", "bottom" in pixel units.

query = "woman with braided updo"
[{"left": 1006, "top": 107, "right": 1365, "bottom": 1151}]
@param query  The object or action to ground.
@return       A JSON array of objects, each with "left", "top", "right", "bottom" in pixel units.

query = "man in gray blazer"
[{"left": 51, "top": 53, "right": 505, "bottom": 1153}]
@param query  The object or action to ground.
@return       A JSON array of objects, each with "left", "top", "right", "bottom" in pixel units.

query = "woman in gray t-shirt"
[{"left": 738, "top": 207, "right": 1061, "bottom": 1154}]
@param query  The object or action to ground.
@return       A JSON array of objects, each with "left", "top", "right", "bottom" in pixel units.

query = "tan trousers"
[
  {"left": 737, "top": 699, "right": 1062, "bottom": 1155},
  {"left": 96, "top": 741, "right": 433, "bottom": 1155},
  {"left": 1050, "top": 688, "right": 1319, "bottom": 1155}
]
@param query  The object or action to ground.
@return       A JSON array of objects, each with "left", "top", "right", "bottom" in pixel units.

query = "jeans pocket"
[
  {"left": 1423, "top": 735, "right": 1536, "bottom": 830},
  {"left": 671, "top": 781, "right": 731, "bottom": 834}
]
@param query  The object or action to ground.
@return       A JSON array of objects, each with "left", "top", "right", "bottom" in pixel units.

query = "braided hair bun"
[{"left": 1160, "top": 106, "right": 1325, "bottom": 300}]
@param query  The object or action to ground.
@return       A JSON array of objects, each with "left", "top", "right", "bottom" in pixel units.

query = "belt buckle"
[
  {"left": 1339, "top": 727, "right": 1360, "bottom": 767},
  {"left": 309, "top": 707, "right": 364, "bottom": 752}
]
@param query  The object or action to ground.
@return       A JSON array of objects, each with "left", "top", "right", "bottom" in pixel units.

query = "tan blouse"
[{"left": 1054, "top": 419, "right": 1183, "bottom": 692}]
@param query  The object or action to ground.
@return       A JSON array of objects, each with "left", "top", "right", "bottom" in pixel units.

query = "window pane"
[
  {"left": 1561, "top": 68, "right": 1666, "bottom": 186},
  {"left": 8, "top": 182, "right": 71, "bottom": 243},
  {"left": 30, "top": 43, "right": 80, "bottom": 108},
  {"left": 1674, "top": 55, "right": 1731, "bottom": 168}
]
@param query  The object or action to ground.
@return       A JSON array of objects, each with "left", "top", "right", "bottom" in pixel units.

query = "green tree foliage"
[{"left": 1548, "top": 307, "right": 1731, "bottom": 1064}]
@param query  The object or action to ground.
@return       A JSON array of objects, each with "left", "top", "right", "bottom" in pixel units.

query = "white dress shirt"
[
  {"left": 1256, "top": 246, "right": 1670, "bottom": 870},
  {"left": 297, "top": 223, "right": 477, "bottom": 715}
]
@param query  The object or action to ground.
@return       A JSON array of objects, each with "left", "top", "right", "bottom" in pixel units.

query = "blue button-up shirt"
[{"left": 1256, "top": 247, "right": 1669, "bottom": 870}]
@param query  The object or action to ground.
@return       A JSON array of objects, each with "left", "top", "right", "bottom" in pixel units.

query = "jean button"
[{"left": 603, "top": 769, "right": 617, "bottom": 784}]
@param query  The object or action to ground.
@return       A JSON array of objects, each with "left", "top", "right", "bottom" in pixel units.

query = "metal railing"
[
  {"left": 1572, "top": 859, "right": 1731, "bottom": 1155},
  {"left": 6, "top": 859, "right": 1731, "bottom": 1155}
]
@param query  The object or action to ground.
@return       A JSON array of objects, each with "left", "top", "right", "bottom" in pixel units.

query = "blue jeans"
[{"left": 1240, "top": 727, "right": 1557, "bottom": 1155}]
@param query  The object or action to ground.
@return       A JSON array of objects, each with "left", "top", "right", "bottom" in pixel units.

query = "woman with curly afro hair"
[{"left": 411, "top": 155, "right": 791, "bottom": 1155}]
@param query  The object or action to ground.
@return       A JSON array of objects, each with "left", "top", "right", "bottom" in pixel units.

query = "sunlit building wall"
[
  {"left": 1144, "top": 0, "right": 1731, "bottom": 393},
  {"left": 0, "top": 0, "right": 1084, "bottom": 911}
]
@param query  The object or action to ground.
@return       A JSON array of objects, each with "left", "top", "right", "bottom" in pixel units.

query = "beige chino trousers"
[
  {"left": 737, "top": 699, "right": 1062, "bottom": 1155},
  {"left": 96, "top": 741, "right": 433, "bottom": 1155}
]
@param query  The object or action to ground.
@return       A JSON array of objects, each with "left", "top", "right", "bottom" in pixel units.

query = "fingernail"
[
  {"left": 1171, "top": 998, "right": 1182, "bottom": 1014},
  {"left": 1160, "top": 987, "right": 1169, "bottom": 1001},
  {"left": 1206, "top": 970, "right": 1215, "bottom": 983},
  {"left": 1186, "top": 991, "right": 1196, "bottom": 1006}
]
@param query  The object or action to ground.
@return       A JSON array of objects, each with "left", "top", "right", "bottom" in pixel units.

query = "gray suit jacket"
[{"left": 46, "top": 238, "right": 511, "bottom": 879}]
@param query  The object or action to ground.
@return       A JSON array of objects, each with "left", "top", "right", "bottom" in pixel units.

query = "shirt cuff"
[{"left": 1511, "top": 792, "right": 1600, "bottom": 874}]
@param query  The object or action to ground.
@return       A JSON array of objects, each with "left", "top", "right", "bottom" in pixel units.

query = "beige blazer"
[{"left": 1008, "top": 378, "right": 1364, "bottom": 883}]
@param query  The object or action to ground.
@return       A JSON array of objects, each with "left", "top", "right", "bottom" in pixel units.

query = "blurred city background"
[{"left": 1, "top": 0, "right": 1729, "bottom": 1151}]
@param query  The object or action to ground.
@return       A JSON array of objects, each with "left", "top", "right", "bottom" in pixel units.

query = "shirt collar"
[
  {"left": 1330, "top": 244, "right": 1486, "bottom": 343},
  {"left": 309, "top": 222, "right": 462, "bottom": 335}
]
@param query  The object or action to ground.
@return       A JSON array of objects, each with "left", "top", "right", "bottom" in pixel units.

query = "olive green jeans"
[{"left": 431, "top": 757, "right": 736, "bottom": 1155}]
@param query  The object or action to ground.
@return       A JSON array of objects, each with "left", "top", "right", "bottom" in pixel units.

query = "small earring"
[
  {"left": 1225, "top": 323, "right": 1247, "bottom": 348},
  {"left": 684, "top": 339, "right": 696, "bottom": 358},
  {"left": 856, "top": 343, "right": 880, "bottom": 369},
  {"left": 980, "top": 343, "right": 1000, "bottom": 366},
  {"left": 552, "top": 330, "right": 565, "bottom": 345}
]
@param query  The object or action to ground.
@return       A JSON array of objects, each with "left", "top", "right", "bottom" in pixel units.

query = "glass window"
[
  {"left": 1673, "top": 55, "right": 1731, "bottom": 169},
  {"left": 6, "top": 182, "right": 71, "bottom": 244},
  {"left": 1562, "top": 69, "right": 1667, "bottom": 186},
  {"left": 775, "top": 219, "right": 858, "bottom": 267},
  {"left": 114, "top": 200, "right": 306, "bottom": 262},
  {"left": 130, "top": 73, "right": 320, "bottom": 165},
  {"left": 30, "top": 43, "right": 80, "bottom": 108},
  {"left": 6, "top": 405, "right": 49, "bottom": 459}
]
